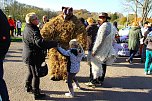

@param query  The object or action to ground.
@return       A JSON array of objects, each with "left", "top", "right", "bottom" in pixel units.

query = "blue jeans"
[
  {"left": 145, "top": 50, "right": 152, "bottom": 72},
  {"left": 0, "top": 60, "right": 9, "bottom": 101},
  {"left": 129, "top": 50, "right": 137, "bottom": 62}
]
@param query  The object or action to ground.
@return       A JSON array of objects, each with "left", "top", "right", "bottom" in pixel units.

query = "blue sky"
[{"left": 16, "top": 0, "right": 127, "bottom": 15}]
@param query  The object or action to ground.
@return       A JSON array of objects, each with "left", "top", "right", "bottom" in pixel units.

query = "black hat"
[{"left": 99, "top": 12, "right": 111, "bottom": 19}]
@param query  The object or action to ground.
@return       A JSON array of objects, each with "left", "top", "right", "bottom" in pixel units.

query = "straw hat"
[
  {"left": 132, "top": 22, "right": 139, "bottom": 26},
  {"left": 87, "top": 17, "right": 95, "bottom": 25}
]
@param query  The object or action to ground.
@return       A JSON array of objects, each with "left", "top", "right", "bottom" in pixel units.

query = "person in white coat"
[{"left": 90, "top": 12, "right": 117, "bottom": 86}]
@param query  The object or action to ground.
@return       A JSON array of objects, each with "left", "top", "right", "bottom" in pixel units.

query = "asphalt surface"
[{"left": 3, "top": 42, "right": 152, "bottom": 101}]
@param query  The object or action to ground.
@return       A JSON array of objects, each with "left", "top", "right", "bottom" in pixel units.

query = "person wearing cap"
[
  {"left": 90, "top": 12, "right": 117, "bottom": 86},
  {"left": 57, "top": 39, "right": 85, "bottom": 97},
  {"left": 85, "top": 17, "right": 99, "bottom": 86},
  {"left": 0, "top": 9, "right": 10, "bottom": 101}
]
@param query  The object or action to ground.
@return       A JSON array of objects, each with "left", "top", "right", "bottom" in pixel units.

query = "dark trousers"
[
  {"left": 90, "top": 64, "right": 107, "bottom": 84},
  {"left": 0, "top": 60, "right": 9, "bottom": 101},
  {"left": 129, "top": 50, "right": 137, "bottom": 62},
  {"left": 67, "top": 72, "right": 77, "bottom": 88},
  {"left": 98, "top": 64, "right": 107, "bottom": 82},
  {"left": 17, "top": 28, "right": 21, "bottom": 36},
  {"left": 89, "top": 64, "right": 93, "bottom": 82},
  {"left": 141, "top": 44, "right": 146, "bottom": 62},
  {"left": 26, "top": 63, "right": 40, "bottom": 91}
]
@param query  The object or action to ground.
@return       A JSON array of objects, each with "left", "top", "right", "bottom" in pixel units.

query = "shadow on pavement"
[
  {"left": 102, "top": 76, "right": 152, "bottom": 89},
  {"left": 113, "top": 56, "right": 144, "bottom": 68},
  {"left": 112, "top": 63, "right": 144, "bottom": 68},
  {"left": 76, "top": 75, "right": 152, "bottom": 89},
  {"left": 40, "top": 89, "right": 152, "bottom": 101},
  {"left": 115, "top": 56, "right": 142, "bottom": 63}
]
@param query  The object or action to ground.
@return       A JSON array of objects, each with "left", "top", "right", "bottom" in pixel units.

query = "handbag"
[{"left": 38, "top": 62, "right": 48, "bottom": 77}]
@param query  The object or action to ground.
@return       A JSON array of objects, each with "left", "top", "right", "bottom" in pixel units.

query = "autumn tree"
[{"left": 123, "top": 0, "right": 152, "bottom": 24}]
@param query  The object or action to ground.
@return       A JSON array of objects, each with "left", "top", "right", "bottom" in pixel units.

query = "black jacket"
[
  {"left": 0, "top": 9, "right": 10, "bottom": 60},
  {"left": 22, "top": 23, "right": 57, "bottom": 64}
]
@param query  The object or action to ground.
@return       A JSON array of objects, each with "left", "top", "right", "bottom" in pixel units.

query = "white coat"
[{"left": 91, "top": 22, "right": 117, "bottom": 79}]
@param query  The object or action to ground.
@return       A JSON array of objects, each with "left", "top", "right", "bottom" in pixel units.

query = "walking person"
[
  {"left": 90, "top": 12, "right": 117, "bottom": 86},
  {"left": 126, "top": 22, "right": 143, "bottom": 64},
  {"left": 57, "top": 39, "right": 85, "bottom": 97},
  {"left": 84, "top": 17, "right": 99, "bottom": 86},
  {"left": 16, "top": 19, "right": 22, "bottom": 36},
  {"left": 22, "top": 12, "right": 58, "bottom": 100},
  {"left": 0, "top": 9, "right": 11, "bottom": 101}
]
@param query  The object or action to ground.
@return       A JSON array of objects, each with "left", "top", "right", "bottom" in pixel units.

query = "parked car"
[
  {"left": 118, "top": 26, "right": 131, "bottom": 36},
  {"left": 118, "top": 26, "right": 131, "bottom": 42}
]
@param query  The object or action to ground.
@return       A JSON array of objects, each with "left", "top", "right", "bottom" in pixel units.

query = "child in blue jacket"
[{"left": 57, "top": 39, "right": 85, "bottom": 97}]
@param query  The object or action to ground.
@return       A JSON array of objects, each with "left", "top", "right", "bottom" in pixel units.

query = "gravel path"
[{"left": 3, "top": 42, "right": 152, "bottom": 101}]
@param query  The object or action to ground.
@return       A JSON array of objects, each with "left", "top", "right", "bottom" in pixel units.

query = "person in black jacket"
[
  {"left": 0, "top": 9, "right": 10, "bottom": 101},
  {"left": 22, "top": 12, "right": 58, "bottom": 99}
]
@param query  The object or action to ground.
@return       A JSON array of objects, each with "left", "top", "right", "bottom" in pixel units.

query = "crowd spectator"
[
  {"left": 16, "top": 19, "right": 22, "bottom": 36},
  {"left": 90, "top": 12, "right": 117, "bottom": 86},
  {"left": 144, "top": 30, "right": 152, "bottom": 75},
  {"left": 113, "top": 21, "right": 120, "bottom": 43},
  {"left": 85, "top": 17, "right": 99, "bottom": 86},
  {"left": 79, "top": 17, "right": 88, "bottom": 27},
  {"left": 126, "top": 22, "right": 143, "bottom": 64},
  {"left": 0, "top": 9, "right": 10, "bottom": 101},
  {"left": 39, "top": 15, "right": 49, "bottom": 29},
  {"left": 140, "top": 21, "right": 149, "bottom": 63},
  {"left": 22, "top": 12, "right": 58, "bottom": 100},
  {"left": 8, "top": 15, "right": 15, "bottom": 37}
]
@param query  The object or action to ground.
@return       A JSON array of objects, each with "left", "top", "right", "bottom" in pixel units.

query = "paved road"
[{"left": 3, "top": 42, "right": 152, "bottom": 101}]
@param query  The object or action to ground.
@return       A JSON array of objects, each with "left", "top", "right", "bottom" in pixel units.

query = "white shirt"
[{"left": 16, "top": 20, "right": 22, "bottom": 28}]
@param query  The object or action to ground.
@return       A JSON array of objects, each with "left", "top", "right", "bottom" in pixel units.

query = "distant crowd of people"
[
  {"left": 1, "top": 6, "right": 152, "bottom": 101},
  {"left": 7, "top": 15, "right": 22, "bottom": 37}
]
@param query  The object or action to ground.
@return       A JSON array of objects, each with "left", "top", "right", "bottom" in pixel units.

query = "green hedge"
[{"left": 11, "top": 37, "right": 22, "bottom": 42}]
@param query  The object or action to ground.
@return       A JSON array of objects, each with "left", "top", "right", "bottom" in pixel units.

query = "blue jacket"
[{"left": 57, "top": 47, "right": 84, "bottom": 73}]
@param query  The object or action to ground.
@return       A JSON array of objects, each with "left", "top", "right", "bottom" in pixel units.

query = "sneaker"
[
  {"left": 73, "top": 85, "right": 81, "bottom": 90},
  {"left": 85, "top": 82, "right": 95, "bottom": 87},
  {"left": 129, "top": 61, "right": 133, "bottom": 64},
  {"left": 148, "top": 71, "right": 151, "bottom": 75},
  {"left": 126, "top": 58, "right": 130, "bottom": 62},
  {"left": 145, "top": 72, "right": 148, "bottom": 75},
  {"left": 65, "top": 93, "right": 74, "bottom": 97}
]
